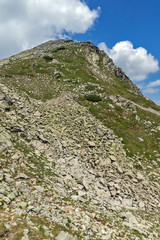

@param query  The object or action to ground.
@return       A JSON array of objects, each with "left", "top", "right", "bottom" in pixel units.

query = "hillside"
[{"left": 0, "top": 40, "right": 159, "bottom": 240}]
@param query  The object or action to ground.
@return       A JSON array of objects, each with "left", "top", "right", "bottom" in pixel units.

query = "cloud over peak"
[
  {"left": 98, "top": 41, "right": 159, "bottom": 81},
  {"left": 0, "top": 0, "right": 99, "bottom": 58}
]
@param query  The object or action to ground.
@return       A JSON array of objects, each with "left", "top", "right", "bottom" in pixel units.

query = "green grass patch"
[{"left": 85, "top": 85, "right": 96, "bottom": 91}]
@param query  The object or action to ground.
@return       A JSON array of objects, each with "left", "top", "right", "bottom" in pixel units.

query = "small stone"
[
  {"left": 128, "top": 215, "right": 138, "bottom": 225},
  {"left": 109, "top": 155, "right": 116, "bottom": 162},
  {"left": 88, "top": 141, "right": 96, "bottom": 147},
  {"left": 138, "top": 137, "right": 144, "bottom": 142},
  {"left": 122, "top": 198, "right": 132, "bottom": 207},
  {"left": 139, "top": 201, "right": 145, "bottom": 208},
  {"left": 108, "top": 181, "right": 115, "bottom": 187},
  {"left": 125, "top": 170, "right": 134, "bottom": 179},
  {"left": 0, "top": 187, "right": 8, "bottom": 195},
  {"left": 0, "top": 224, "right": 6, "bottom": 237},
  {"left": 51, "top": 59, "right": 60, "bottom": 64},
  {"left": 19, "top": 202, "right": 28, "bottom": 209},
  {"left": 4, "top": 223, "right": 11, "bottom": 230},
  {"left": 137, "top": 172, "right": 145, "bottom": 181},
  {"left": 7, "top": 192, "right": 15, "bottom": 200},
  {"left": 21, "top": 229, "right": 29, "bottom": 240},
  {"left": 54, "top": 71, "right": 61, "bottom": 79},
  {"left": 26, "top": 206, "right": 34, "bottom": 213},
  {"left": 97, "top": 172, "right": 105, "bottom": 177},
  {"left": 78, "top": 191, "right": 86, "bottom": 197},
  {"left": 71, "top": 195, "right": 81, "bottom": 201},
  {"left": 0, "top": 173, "right": 3, "bottom": 181},
  {"left": 15, "top": 173, "right": 29, "bottom": 180},
  {"left": 83, "top": 179, "right": 89, "bottom": 190},
  {"left": 104, "top": 158, "right": 111, "bottom": 165},
  {"left": 96, "top": 128, "right": 104, "bottom": 137},
  {"left": 120, "top": 212, "right": 138, "bottom": 225},
  {"left": 2, "top": 196, "right": 11, "bottom": 204},
  {"left": 117, "top": 166, "right": 123, "bottom": 174},
  {"left": 56, "top": 231, "right": 77, "bottom": 240},
  {"left": 110, "top": 190, "right": 117, "bottom": 196},
  {"left": 34, "top": 186, "right": 44, "bottom": 193},
  {"left": 34, "top": 111, "right": 41, "bottom": 117},
  {"left": 0, "top": 90, "right": 5, "bottom": 101},
  {"left": 135, "top": 115, "right": 140, "bottom": 121}
]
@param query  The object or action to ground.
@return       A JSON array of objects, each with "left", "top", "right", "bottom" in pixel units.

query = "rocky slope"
[{"left": 0, "top": 40, "right": 160, "bottom": 239}]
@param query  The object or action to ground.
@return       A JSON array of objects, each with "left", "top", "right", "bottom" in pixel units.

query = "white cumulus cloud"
[
  {"left": 147, "top": 79, "right": 160, "bottom": 87},
  {"left": 98, "top": 41, "right": 159, "bottom": 81},
  {"left": 143, "top": 88, "right": 159, "bottom": 94},
  {"left": 0, "top": 0, "right": 99, "bottom": 58}
]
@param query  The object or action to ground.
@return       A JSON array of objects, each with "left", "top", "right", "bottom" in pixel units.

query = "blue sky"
[{"left": 0, "top": 0, "right": 160, "bottom": 105}]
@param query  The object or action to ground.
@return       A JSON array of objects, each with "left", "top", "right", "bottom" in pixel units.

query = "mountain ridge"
[{"left": 0, "top": 40, "right": 142, "bottom": 95}]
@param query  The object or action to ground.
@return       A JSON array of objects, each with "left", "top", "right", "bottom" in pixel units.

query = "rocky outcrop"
[{"left": 82, "top": 41, "right": 141, "bottom": 95}]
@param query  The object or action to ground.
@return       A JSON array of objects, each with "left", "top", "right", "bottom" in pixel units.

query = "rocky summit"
[{"left": 0, "top": 39, "right": 159, "bottom": 240}]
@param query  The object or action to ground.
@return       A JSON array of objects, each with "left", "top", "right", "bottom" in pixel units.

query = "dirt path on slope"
[{"left": 133, "top": 102, "right": 160, "bottom": 116}]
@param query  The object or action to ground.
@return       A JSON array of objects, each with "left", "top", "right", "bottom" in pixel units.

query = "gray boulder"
[{"left": 56, "top": 231, "right": 77, "bottom": 240}]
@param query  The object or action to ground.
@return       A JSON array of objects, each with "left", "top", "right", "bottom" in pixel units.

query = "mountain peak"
[{"left": 0, "top": 40, "right": 141, "bottom": 93}]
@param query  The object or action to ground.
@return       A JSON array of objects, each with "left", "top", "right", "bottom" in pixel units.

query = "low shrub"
[
  {"left": 85, "top": 94, "right": 102, "bottom": 102},
  {"left": 65, "top": 40, "right": 73, "bottom": 43},
  {"left": 52, "top": 47, "right": 66, "bottom": 53},
  {"left": 43, "top": 55, "right": 53, "bottom": 62}
]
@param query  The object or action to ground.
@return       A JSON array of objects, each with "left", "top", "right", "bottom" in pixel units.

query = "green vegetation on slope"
[{"left": 0, "top": 41, "right": 159, "bottom": 164}]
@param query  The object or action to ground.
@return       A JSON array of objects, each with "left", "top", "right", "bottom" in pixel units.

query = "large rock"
[
  {"left": 0, "top": 89, "right": 5, "bottom": 101},
  {"left": 15, "top": 173, "right": 29, "bottom": 180},
  {"left": 56, "top": 231, "right": 77, "bottom": 240},
  {"left": 122, "top": 198, "right": 133, "bottom": 207},
  {"left": 120, "top": 212, "right": 138, "bottom": 227}
]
